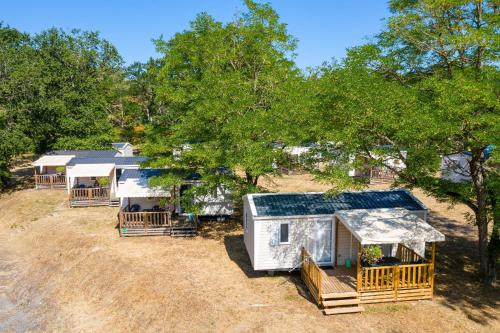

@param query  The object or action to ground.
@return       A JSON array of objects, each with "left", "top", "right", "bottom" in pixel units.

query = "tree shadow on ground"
[
  {"left": 221, "top": 209, "right": 499, "bottom": 323},
  {"left": 1, "top": 155, "right": 35, "bottom": 194},
  {"left": 428, "top": 210, "right": 499, "bottom": 325}
]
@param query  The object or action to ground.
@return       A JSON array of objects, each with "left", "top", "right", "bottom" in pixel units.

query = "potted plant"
[
  {"left": 55, "top": 166, "right": 65, "bottom": 175},
  {"left": 97, "top": 177, "right": 110, "bottom": 188},
  {"left": 361, "top": 245, "right": 383, "bottom": 267}
]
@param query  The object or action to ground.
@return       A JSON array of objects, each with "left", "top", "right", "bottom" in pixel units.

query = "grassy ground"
[{"left": 0, "top": 171, "right": 498, "bottom": 332}]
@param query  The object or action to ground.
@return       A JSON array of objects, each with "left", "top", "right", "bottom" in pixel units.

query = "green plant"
[
  {"left": 55, "top": 166, "right": 65, "bottom": 174},
  {"left": 97, "top": 177, "right": 110, "bottom": 187},
  {"left": 363, "top": 245, "right": 383, "bottom": 265}
]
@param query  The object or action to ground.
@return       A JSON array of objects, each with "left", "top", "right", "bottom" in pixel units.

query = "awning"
[
  {"left": 32, "top": 155, "right": 74, "bottom": 167},
  {"left": 334, "top": 208, "right": 445, "bottom": 245},
  {"left": 116, "top": 174, "right": 171, "bottom": 198},
  {"left": 66, "top": 163, "right": 115, "bottom": 178}
]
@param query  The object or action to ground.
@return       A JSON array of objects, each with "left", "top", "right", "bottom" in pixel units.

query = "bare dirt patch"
[{"left": 0, "top": 175, "right": 498, "bottom": 332}]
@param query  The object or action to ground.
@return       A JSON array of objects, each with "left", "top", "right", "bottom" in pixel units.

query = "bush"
[
  {"left": 362, "top": 245, "right": 383, "bottom": 265},
  {"left": 97, "top": 177, "right": 110, "bottom": 187},
  {"left": 55, "top": 166, "right": 66, "bottom": 174}
]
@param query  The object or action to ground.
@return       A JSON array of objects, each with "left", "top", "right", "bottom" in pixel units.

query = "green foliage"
[
  {"left": 0, "top": 24, "right": 122, "bottom": 152},
  {"left": 142, "top": 0, "right": 304, "bottom": 194},
  {"left": 55, "top": 166, "right": 66, "bottom": 174},
  {"left": 362, "top": 245, "right": 383, "bottom": 265},
  {"left": 311, "top": 0, "right": 499, "bottom": 283},
  {"left": 97, "top": 177, "right": 110, "bottom": 187}
]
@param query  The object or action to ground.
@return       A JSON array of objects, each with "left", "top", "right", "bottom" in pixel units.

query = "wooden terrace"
[
  {"left": 118, "top": 210, "right": 197, "bottom": 237},
  {"left": 35, "top": 174, "right": 66, "bottom": 189},
  {"left": 301, "top": 243, "right": 436, "bottom": 315},
  {"left": 69, "top": 187, "right": 118, "bottom": 207}
]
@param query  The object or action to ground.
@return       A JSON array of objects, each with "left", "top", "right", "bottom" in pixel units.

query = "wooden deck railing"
[
  {"left": 119, "top": 211, "right": 171, "bottom": 230},
  {"left": 35, "top": 174, "right": 66, "bottom": 188},
  {"left": 70, "top": 187, "right": 110, "bottom": 202},
  {"left": 300, "top": 247, "right": 323, "bottom": 304},
  {"left": 358, "top": 243, "right": 435, "bottom": 300},
  {"left": 359, "top": 263, "right": 433, "bottom": 291},
  {"left": 396, "top": 244, "right": 425, "bottom": 263},
  {"left": 370, "top": 167, "right": 396, "bottom": 180}
]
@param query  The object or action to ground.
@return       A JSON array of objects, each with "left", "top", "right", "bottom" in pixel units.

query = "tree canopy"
[
  {"left": 310, "top": 0, "right": 499, "bottom": 283},
  {"left": 142, "top": 0, "right": 305, "bottom": 195}
]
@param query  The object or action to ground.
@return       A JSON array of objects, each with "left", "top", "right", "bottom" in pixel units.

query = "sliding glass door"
[{"left": 308, "top": 219, "right": 333, "bottom": 265}]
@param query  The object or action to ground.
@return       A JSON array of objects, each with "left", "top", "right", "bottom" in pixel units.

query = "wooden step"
[
  {"left": 322, "top": 298, "right": 360, "bottom": 307},
  {"left": 324, "top": 306, "right": 364, "bottom": 315},
  {"left": 322, "top": 292, "right": 358, "bottom": 299}
]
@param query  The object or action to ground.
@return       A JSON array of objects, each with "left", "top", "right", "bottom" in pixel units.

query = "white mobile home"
[
  {"left": 243, "top": 190, "right": 444, "bottom": 314},
  {"left": 440, "top": 146, "right": 494, "bottom": 183},
  {"left": 243, "top": 190, "right": 429, "bottom": 271},
  {"left": 32, "top": 142, "right": 134, "bottom": 188},
  {"left": 116, "top": 169, "right": 234, "bottom": 236},
  {"left": 440, "top": 152, "right": 472, "bottom": 182},
  {"left": 66, "top": 156, "right": 146, "bottom": 207}
]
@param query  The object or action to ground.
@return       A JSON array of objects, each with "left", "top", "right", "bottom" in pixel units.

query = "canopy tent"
[
  {"left": 334, "top": 208, "right": 445, "bottom": 245},
  {"left": 116, "top": 169, "right": 171, "bottom": 198},
  {"left": 32, "top": 155, "right": 74, "bottom": 167},
  {"left": 66, "top": 163, "right": 115, "bottom": 178}
]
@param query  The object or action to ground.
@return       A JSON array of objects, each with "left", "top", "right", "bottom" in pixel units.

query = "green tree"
[
  {"left": 312, "top": 1, "right": 499, "bottom": 283},
  {"left": 0, "top": 25, "right": 123, "bottom": 154},
  {"left": 143, "top": 0, "right": 302, "bottom": 194}
]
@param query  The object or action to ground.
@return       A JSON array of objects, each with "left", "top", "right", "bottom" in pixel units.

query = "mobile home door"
[{"left": 307, "top": 219, "right": 333, "bottom": 265}]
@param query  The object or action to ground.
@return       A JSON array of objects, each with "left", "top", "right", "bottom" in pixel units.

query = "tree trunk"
[
  {"left": 245, "top": 171, "right": 259, "bottom": 187},
  {"left": 486, "top": 189, "right": 499, "bottom": 284},
  {"left": 470, "top": 148, "right": 492, "bottom": 283}
]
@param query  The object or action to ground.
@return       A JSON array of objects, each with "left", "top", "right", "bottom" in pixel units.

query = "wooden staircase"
[
  {"left": 301, "top": 248, "right": 364, "bottom": 316},
  {"left": 321, "top": 292, "right": 364, "bottom": 315},
  {"left": 170, "top": 226, "right": 197, "bottom": 237}
]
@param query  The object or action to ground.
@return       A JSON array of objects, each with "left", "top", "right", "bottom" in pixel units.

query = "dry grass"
[{"left": 0, "top": 173, "right": 499, "bottom": 332}]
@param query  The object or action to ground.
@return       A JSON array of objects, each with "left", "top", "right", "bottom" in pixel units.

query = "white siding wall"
[
  {"left": 120, "top": 197, "right": 162, "bottom": 210},
  {"left": 243, "top": 196, "right": 256, "bottom": 268},
  {"left": 118, "top": 145, "right": 134, "bottom": 157},
  {"left": 253, "top": 217, "right": 332, "bottom": 271},
  {"left": 335, "top": 219, "right": 359, "bottom": 265},
  {"left": 441, "top": 153, "right": 471, "bottom": 182},
  {"left": 195, "top": 185, "right": 233, "bottom": 216}
]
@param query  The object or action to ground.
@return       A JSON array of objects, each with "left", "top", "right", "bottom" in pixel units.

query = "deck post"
[
  {"left": 430, "top": 242, "right": 436, "bottom": 298},
  {"left": 393, "top": 265, "right": 399, "bottom": 301},
  {"left": 356, "top": 242, "right": 362, "bottom": 292},
  {"left": 118, "top": 212, "right": 123, "bottom": 237},
  {"left": 317, "top": 262, "right": 322, "bottom": 304}
]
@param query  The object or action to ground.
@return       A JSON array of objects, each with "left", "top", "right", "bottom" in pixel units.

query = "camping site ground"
[{"left": 0, "top": 171, "right": 499, "bottom": 332}]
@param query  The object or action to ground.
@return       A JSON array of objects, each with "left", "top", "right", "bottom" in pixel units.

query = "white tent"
[
  {"left": 32, "top": 155, "right": 74, "bottom": 167},
  {"left": 334, "top": 208, "right": 445, "bottom": 246}
]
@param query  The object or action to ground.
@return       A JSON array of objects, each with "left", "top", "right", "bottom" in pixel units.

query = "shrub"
[
  {"left": 55, "top": 166, "right": 66, "bottom": 174},
  {"left": 97, "top": 177, "right": 110, "bottom": 187},
  {"left": 363, "top": 245, "right": 383, "bottom": 265}
]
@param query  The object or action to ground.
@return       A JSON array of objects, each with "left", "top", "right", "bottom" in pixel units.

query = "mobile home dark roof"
[
  {"left": 47, "top": 150, "right": 119, "bottom": 158},
  {"left": 251, "top": 190, "right": 425, "bottom": 217},
  {"left": 119, "top": 168, "right": 202, "bottom": 182},
  {"left": 67, "top": 156, "right": 147, "bottom": 166}
]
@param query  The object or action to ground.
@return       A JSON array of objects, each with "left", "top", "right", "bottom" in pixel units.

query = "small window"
[
  {"left": 244, "top": 212, "right": 248, "bottom": 231},
  {"left": 279, "top": 222, "right": 290, "bottom": 244}
]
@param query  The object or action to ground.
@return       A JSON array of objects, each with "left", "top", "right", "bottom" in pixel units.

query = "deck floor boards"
[{"left": 321, "top": 266, "right": 357, "bottom": 295}]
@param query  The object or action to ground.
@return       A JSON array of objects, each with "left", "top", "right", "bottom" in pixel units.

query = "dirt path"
[{"left": 0, "top": 179, "right": 498, "bottom": 332}]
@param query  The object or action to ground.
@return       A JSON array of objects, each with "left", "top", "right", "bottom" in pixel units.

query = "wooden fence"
[
  {"left": 300, "top": 247, "right": 323, "bottom": 304},
  {"left": 357, "top": 243, "right": 436, "bottom": 303},
  {"left": 119, "top": 211, "right": 171, "bottom": 230},
  {"left": 369, "top": 167, "right": 396, "bottom": 181},
  {"left": 35, "top": 174, "right": 66, "bottom": 188},
  {"left": 70, "top": 187, "right": 110, "bottom": 203}
]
